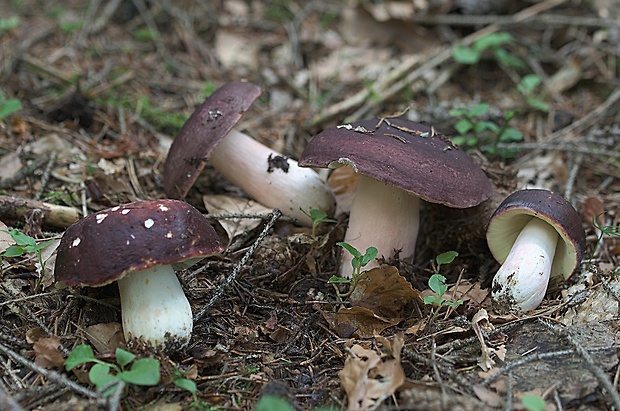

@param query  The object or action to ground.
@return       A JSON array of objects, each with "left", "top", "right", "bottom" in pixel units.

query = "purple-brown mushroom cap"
[
  {"left": 486, "top": 189, "right": 586, "bottom": 280},
  {"left": 55, "top": 199, "right": 223, "bottom": 287},
  {"left": 298, "top": 118, "right": 493, "bottom": 208},
  {"left": 163, "top": 81, "right": 262, "bottom": 199}
]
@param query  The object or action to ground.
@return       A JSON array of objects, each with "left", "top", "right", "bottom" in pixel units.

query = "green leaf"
[
  {"left": 522, "top": 394, "right": 546, "bottom": 411},
  {"left": 0, "top": 16, "right": 20, "bottom": 32},
  {"left": 499, "top": 128, "right": 523, "bottom": 142},
  {"left": 436, "top": 251, "right": 458, "bottom": 267},
  {"left": 119, "top": 358, "right": 160, "bottom": 386},
  {"left": 2, "top": 245, "right": 26, "bottom": 257},
  {"left": 517, "top": 74, "right": 542, "bottom": 95},
  {"left": 3, "top": 229, "right": 36, "bottom": 247},
  {"left": 65, "top": 344, "right": 96, "bottom": 371},
  {"left": 452, "top": 45, "right": 480, "bottom": 64},
  {"left": 337, "top": 242, "right": 362, "bottom": 259},
  {"left": 527, "top": 97, "right": 550, "bottom": 112},
  {"left": 115, "top": 348, "right": 135, "bottom": 368},
  {"left": 473, "top": 32, "right": 513, "bottom": 52},
  {"left": 454, "top": 119, "right": 473, "bottom": 135},
  {"left": 428, "top": 274, "right": 448, "bottom": 297},
  {"left": 0, "top": 99, "right": 22, "bottom": 119},
  {"left": 423, "top": 295, "right": 441, "bottom": 306},
  {"left": 328, "top": 275, "right": 352, "bottom": 284},
  {"left": 469, "top": 103, "right": 490, "bottom": 117},
  {"left": 360, "top": 247, "right": 378, "bottom": 267},
  {"left": 174, "top": 378, "right": 197, "bottom": 395},
  {"left": 89, "top": 363, "right": 117, "bottom": 392},
  {"left": 444, "top": 300, "right": 463, "bottom": 308},
  {"left": 493, "top": 48, "right": 524, "bottom": 68},
  {"left": 256, "top": 395, "right": 295, "bottom": 411}
]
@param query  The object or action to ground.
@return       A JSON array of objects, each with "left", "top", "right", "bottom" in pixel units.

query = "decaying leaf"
[
  {"left": 85, "top": 322, "right": 125, "bottom": 353},
  {"left": 339, "top": 333, "right": 405, "bottom": 411},
  {"left": 322, "top": 266, "right": 420, "bottom": 338},
  {"left": 203, "top": 194, "right": 271, "bottom": 241},
  {"left": 472, "top": 309, "right": 505, "bottom": 371},
  {"left": 0, "top": 220, "right": 14, "bottom": 254},
  {"left": 33, "top": 336, "right": 65, "bottom": 368}
]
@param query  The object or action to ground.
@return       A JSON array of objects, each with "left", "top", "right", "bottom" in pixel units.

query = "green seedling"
[
  {"left": 0, "top": 16, "right": 20, "bottom": 33},
  {"left": 450, "top": 103, "right": 523, "bottom": 159},
  {"left": 517, "top": 74, "right": 550, "bottom": 112},
  {"left": 423, "top": 251, "right": 463, "bottom": 309},
  {"left": 453, "top": 32, "right": 524, "bottom": 68},
  {"left": 328, "top": 242, "right": 377, "bottom": 298},
  {"left": 1, "top": 229, "right": 55, "bottom": 288},
  {"left": 522, "top": 394, "right": 546, "bottom": 411},
  {"left": 65, "top": 344, "right": 160, "bottom": 396},
  {"left": 0, "top": 89, "right": 22, "bottom": 120},
  {"left": 301, "top": 208, "right": 337, "bottom": 236}
]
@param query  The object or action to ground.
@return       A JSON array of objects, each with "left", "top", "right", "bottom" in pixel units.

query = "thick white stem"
[
  {"left": 210, "top": 129, "right": 336, "bottom": 226},
  {"left": 117, "top": 265, "right": 192, "bottom": 349},
  {"left": 491, "top": 217, "right": 559, "bottom": 313},
  {"left": 340, "top": 176, "right": 420, "bottom": 277}
]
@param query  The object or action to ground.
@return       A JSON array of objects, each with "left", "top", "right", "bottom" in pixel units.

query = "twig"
[
  {"left": 34, "top": 152, "right": 57, "bottom": 201},
  {"left": 539, "top": 319, "right": 620, "bottom": 409},
  {"left": 194, "top": 209, "right": 282, "bottom": 321},
  {"left": 0, "top": 156, "right": 48, "bottom": 190},
  {"left": 407, "top": 13, "right": 618, "bottom": 29},
  {"left": 430, "top": 339, "right": 448, "bottom": 410},
  {"left": 0, "top": 341, "right": 98, "bottom": 399},
  {"left": 564, "top": 153, "right": 583, "bottom": 200}
]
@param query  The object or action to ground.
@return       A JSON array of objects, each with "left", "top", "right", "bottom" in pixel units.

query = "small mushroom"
[
  {"left": 163, "top": 81, "right": 335, "bottom": 226},
  {"left": 486, "top": 189, "right": 586, "bottom": 313},
  {"left": 299, "top": 118, "right": 493, "bottom": 277},
  {"left": 54, "top": 199, "right": 223, "bottom": 350}
]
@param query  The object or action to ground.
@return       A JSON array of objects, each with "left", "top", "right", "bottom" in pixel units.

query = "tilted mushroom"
[
  {"left": 55, "top": 199, "right": 223, "bottom": 351},
  {"left": 163, "top": 81, "right": 335, "bottom": 226},
  {"left": 299, "top": 117, "right": 493, "bottom": 277},
  {"left": 486, "top": 189, "right": 586, "bottom": 313}
]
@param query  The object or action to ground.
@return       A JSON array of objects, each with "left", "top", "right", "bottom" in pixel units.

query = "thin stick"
[
  {"left": 0, "top": 341, "right": 98, "bottom": 399},
  {"left": 194, "top": 209, "right": 282, "bottom": 321},
  {"left": 34, "top": 152, "right": 57, "bottom": 201}
]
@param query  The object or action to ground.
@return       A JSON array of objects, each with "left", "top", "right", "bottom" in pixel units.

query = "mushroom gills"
[
  {"left": 117, "top": 264, "right": 192, "bottom": 348},
  {"left": 491, "top": 217, "right": 559, "bottom": 313}
]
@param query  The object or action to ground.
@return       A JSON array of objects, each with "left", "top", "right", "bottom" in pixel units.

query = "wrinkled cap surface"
[
  {"left": 163, "top": 81, "right": 262, "bottom": 199},
  {"left": 55, "top": 199, "right": 223, "bottom": 287},
  {"left": 298, "top": 117, "right": 492, "bottom": 208},
  {"left": 486, "top": 189, "right": 586, "bottom": 280}
]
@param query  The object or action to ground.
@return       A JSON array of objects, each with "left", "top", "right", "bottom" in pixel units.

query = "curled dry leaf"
[
  {"left": 321, "top": 266, "right": 420, "bottom": 338},
  {"left": 472, "top": 308, "right": 506, "bottom": 371},
  {"left": 33, "top": 336, "right": 65, "bottom": 369},
  {"left": 85, "top": 322, "right": 125, "bottom": 353},
  {"left": 339, "top": 333, "right": 405, "bottom": 411}
]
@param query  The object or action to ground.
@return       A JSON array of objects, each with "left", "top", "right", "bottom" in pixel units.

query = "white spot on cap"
[
  {"left": 121, "top": 209, "right": 130, "bottom": 215},
  {"left": 96, "top": 214, "right": 108, "bottom": 224},
  {"left": 158, "top": 204, "right": 169, "bottom": 212},
  {"left": 144, "top": 219, "right": 154, "bottom": 228},
  {"left": 131, "top": 234, "right": 136, "bottom": 239},
  {"left": 331, "top": 157, "right": 358, "bottom": 173},
  {"left": 337, "top": 124, "right": 353, "bottom": 130},
  {"left": 71, "top": 238, "right": 81, "bottom": 247},
  {"left": 111, "top": 206, "right": 120, "bottom": 211},
  {"left": 165, "top": 231, "right": 173, "bottom": 238}
]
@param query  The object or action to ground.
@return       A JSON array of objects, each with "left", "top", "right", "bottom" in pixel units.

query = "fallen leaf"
[
  {"left": 203, "top": 194, "right": 271, "bottom": 241},
  {"left": 339, "top": 333, "right": 405, "bottom": 411},
  {"left": 33, "top": 336, "right": 65, "bottom": 368},
  {"left": 0, "top": 221, "right": 14, "bottom": 254},
  {"left": 0, "top": 151, "right": 22, "bottom": 181},
  {"left": 85, "top": 322, "right": 125, "bottom": 353},
  {"left": 472, "top": 309, "right": 505, "bottom": 372},
  {"left": 322, "top": 305, "right": 401, "bottom": 338}
]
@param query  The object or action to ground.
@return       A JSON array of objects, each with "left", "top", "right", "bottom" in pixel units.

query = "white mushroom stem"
[
  {"left": 210, "top": 129, "right": 336, "bottom": 226},
  {"left": 491, "top": 217, "right": 559, "bottom": 313},
  {"left": 340, "top": 176, "right": 420, "bottom": 278},
  {"left": 117, "top": 264, "right": 192, "bottom": 349}
]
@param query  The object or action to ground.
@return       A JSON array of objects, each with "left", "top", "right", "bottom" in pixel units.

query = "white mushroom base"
[
  {"left": 117, "top": 264, "right": 192, "bottom": 350},
  {"left": 340, "top": 176, "right": 420, "bottom": 278},
  {"left": 491, "top": 217, "right": 559, "bottom": 313}
]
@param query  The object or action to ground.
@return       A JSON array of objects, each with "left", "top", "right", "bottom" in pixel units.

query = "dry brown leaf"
[
  {"left": 404, "top": 318, "right": 428, "bottom": 335},
  {"left": 323, "top": 305, "right": 402, "bottom": 338},
  {"left": 339, "top": 334, "right": 405, "bottom": 411},
  {"left": 33, "top": 336, "right": 65, "bottom": 368},
  {"left": 472, "top": 384, "right": 504, "bottom": 408},
  {"left": 447, "top": 281, "right": 489, "bottom": 306},
  {"left": 25, "top": 327, "right": 48, "bottom": 344},
  {"left": 203, "top": 194, "right": 271, "bottom": 241},
  {"left": 36, "top": 237, "right": 61, "bottom": 290},
  {"left": 85, "top": 322, "right": 125, "bottom": 353},
  {"left": 472, "top": 308, "right": 506, "bottom": 371},
  {"left": 0, "top": 151, "right": 22, "bottom": 181},
  {"left": 0, "top": 220, "right": 14, "bottom": 255}
]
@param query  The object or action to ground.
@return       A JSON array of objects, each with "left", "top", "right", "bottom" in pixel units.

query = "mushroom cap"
[
  {"left": 55, "top": 199, "right": 223, "bottom": 287},
  {"left": 298, "top": 118, "right": 492, "bottom": 208},
  {"left": 163, "top": 81, "right": 262, "bottom": 199},
  {"left": 486, "top": 189, "right": 586, "bottom": 280}
]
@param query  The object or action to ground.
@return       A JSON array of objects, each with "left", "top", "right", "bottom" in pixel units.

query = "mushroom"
[
  {"left": 54, "top": 199, "right": 223, "bottom": 350},
  {"left": 163, "top": 81, "right": 336, "bottom": 226},
  {"left": 486, "top": 189, "right": 586, "bottom": 313},
  {"left": 299, "top": 118, "right": 493, "bottom": 277}
]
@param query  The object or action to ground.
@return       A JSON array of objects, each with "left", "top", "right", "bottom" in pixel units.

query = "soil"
[{"left": 1, "top": 1, "right": 620, "bottom": 410}]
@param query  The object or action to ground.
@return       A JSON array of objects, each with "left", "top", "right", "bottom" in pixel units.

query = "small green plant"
[
  {"left": 522, "top": 393, "right": 546, "bottom": 411},
  {"left": 423, "top": 251, "right": 463, "bottom": 309},
  {"left": 65, "top": 344, "right": 160, "bottom": 396},
  {"left": 453, "top": 32, "right": 524, "bottom": 68},
  {"left": 256, "top": 394, "right": 341, "bottom": 411},
  {"left": 517, "top": 74, "right": 550, "bottom": 112},
  {"left": 301, "top": 208, "right": 337, "bottom": 236},
  {"left": 134, "top": 28, "right": 157, "bottom": 42},
  {"left": 0, "top": 16, "right": 20, "bottom": 33},
  {"left": 0, "top": 89, "right": 22, "bottom": 120},
  {"left": 450, "top": 103, "right": 523, "bottom": 158},
  {"left": 328, "top": 242, "right": 377, "bottom": 298},
  {"left": 1, "top": 229, "right": 55, "bottom": 287}
]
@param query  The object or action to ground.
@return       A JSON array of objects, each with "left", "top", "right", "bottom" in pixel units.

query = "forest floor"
[{"left": 1, "top": 0, "right": 620, "bottom": 410}]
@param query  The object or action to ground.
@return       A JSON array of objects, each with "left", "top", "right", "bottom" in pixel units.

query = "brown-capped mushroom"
[
  {"left": 163, "top": 81, "right": 335, "bottom": 226},
  {"left": 54, "top": 199, "right": 223, "bottom": 350},
  {"left": 486, "top": 189, "right": 586, "bottom": 313},
  {"left": 299, "top": 117, "right": 493, "bottom": 277}
]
